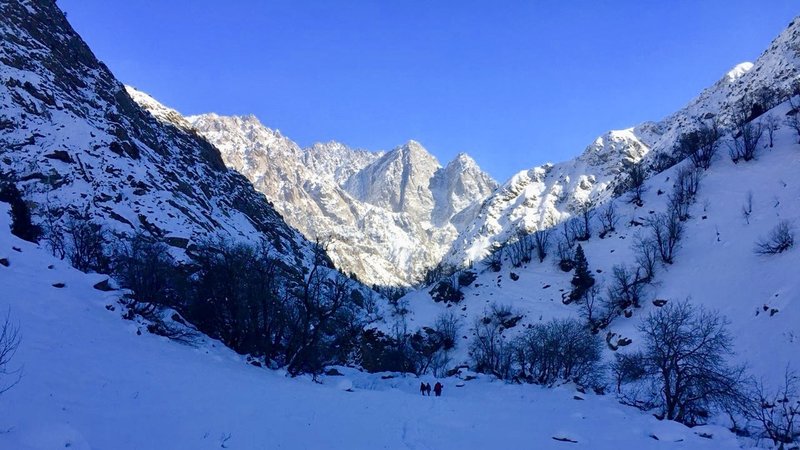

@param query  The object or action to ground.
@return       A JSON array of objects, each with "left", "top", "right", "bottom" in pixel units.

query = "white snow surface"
[{"left": 0, "top": 204, "right": 739, "bottom": 449}]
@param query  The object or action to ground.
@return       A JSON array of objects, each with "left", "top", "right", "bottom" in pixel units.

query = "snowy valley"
[{"left": 1, "top": 0, "right": 800, "bottom": 449}]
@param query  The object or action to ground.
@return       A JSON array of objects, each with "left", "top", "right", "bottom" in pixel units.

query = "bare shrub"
[
  {"left": 533, "top": 229, "right": 551, "bottom": 263},
  {"left": 743, "top": 368, "right": 800, "bottom": 448},
  {"left": 786, "top": 97, "right": 800, "bottom": 144},
  {"left": 675, "top": 120, "right": 720, "bottom": 170},
  {"left": 0, "top": 310, "right": 21, "bottom": 395},
  {"left": 729, "top": 97, "right": 764, "bottom": 162},
  {"left": 598, "top": 202, "right": 619, "bottom": 237},
  {"left": 515, "top": 318, "right": 603, "bottom": 386},
  {"left": 763, "top": 113, "right": 780, "bottom": 148},
  {"left": 647, "top": 208, "right": 684, "bottom": 264},
  {"left": 755, "top": 220, "right": 795, "bottom": 255},
  {"left": 481, "top": 244, "right": 504, "bottom": 272},
  {"left": 625, "top": 163, "right": 648, "bottom": 206},
  {"left": 633, "top": 235, "right": 658, "bottom": 282}
]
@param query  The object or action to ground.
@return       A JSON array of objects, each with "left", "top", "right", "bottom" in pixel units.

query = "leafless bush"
[
  {"left": 625, "top": 163, "right": 648, "bottom": 206},
  {"left": 0, "top": 310, "right": 21, "bottom": 396},
  {"left": 633, "top": 235, "right": 658, "bottom": 282},
  {"left": 577, "top": 201, "right": 594, "bottom": 241},
  {"left": 729, "top": 97, "right": 764, "bottom": 162},
  {"left": 786, "top": 97, "right": 800, "bottom": 144},
  {"left": 743, "top": 368, "right": 800, "bottom": 448},
  {"left": 469, "top": 314, "right": 514, "bottom": 379},
  {"left": 434, "top": 311, "right": 461, "bottom": 351},
  {"left": 561, "top": 218, "right": 577, "bottom": 249},
  {"left": 676, "top": 120, "right": 720, "bottom": 170},
  {"left": 555, "top": 238, "right": 574, "bottom": 272},
  {"left": 606, "top": 264, "right": 645, "bottom": 310},
  {"left": 63, "top": 213, "right": 109, "bottom": 273},
  {"left": 507, "top": 230, "right": 533, "bottom": 268},
  {"left": 755, "top": 220, "right": 795, "bottom": 255},
  {"left": 647, "top": 208, "right": 684, "bottom": 264},
  {"left": 763, "top": 114, "right": 780, "bottom": 148},
  {"left": 581, "top": 284, "right": 616, "bottom": 332},
  {"left": 598, "top": 202, "right": 619, "bottom": 237},
  {"left": 533, "top": 229, "right": 551, "bottom": 263},
  {"left": 515, "top": 318, "right": 603, "bottom": 386}
]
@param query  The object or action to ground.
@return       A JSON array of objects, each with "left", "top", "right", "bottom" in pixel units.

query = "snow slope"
[
  {"left": 0, "top": 203, "right": 738, "bottom": 450},
  {"left": 401, "top": 100, "right": 800, "bottom": 392}
]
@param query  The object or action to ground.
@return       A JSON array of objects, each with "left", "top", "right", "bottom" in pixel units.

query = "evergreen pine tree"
[{"left": 569, "top": 244, "right": 595, "bottom": 302}]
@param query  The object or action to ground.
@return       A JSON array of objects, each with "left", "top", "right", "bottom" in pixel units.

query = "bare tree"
[
  {"left": 743, "top": 368, "right": 800, "bottom": 448},
  {"left": 626, "top": 163, "right": 648, "bottom": 206},
  {"left": 581, "top": 284, "right": 615, "bottom": 332},
  {"left": 606, "top": 264, "right": 644, "bottom": 310},
  {"left": 729, "top": 97, "right": 764, "bottom": 162},
  {"left": 63, "top": 213, "right": 109, "bottom": 273},
  {"left": 634, "top": 301, "right": 744, "bottom": 425},
  {"left": 676, "top": 120, "right": 720, "bottom": 170},
  {"left": 647, "top": 208, "right": 684, "bottom": 264},
  {"left": 598, "top": 202, "right": 619, "bottom": 237},
  {"left": 755, "top": 220, "right": 795, "bottom": 255},
  {"left": 577, "top": 201, "right": 594, "bottom": 241},
  {"left": 633, "top": 235, "right": 658, "bottom": 282},
  {"left": 507, "top": 230, "right": 533, "bottom": 267},
  {"left": 0, "top": 310, "right": 21, "bottom": 396},
  {"left": 469, "top": 313, "right": 514, "bottom": 380},
  {"left": 763, "top": 113, "right": 781, "bottom": 148},
  {"left": 561, "top": 219, "right": 577, "bottom": 249},
  {"left": 533, "top": 229, "right": 551, "bottom": 263},
  {"left": 786, "top": 97, "right": 800, "bottom": 144},
  {"left": 515, "top": 318, "right": 603, "bottom": 386}
]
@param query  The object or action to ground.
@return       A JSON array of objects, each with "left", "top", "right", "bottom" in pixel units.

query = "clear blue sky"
[{"left": 59, "top": 0, "right": 798, "bottom": 182}]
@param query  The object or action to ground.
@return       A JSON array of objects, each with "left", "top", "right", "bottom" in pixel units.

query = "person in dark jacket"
[
  {"left": 420, "top": 382, "right": 426, "bottom": 396},
  {"left": 433, "top": 382, "right": 443, "bottom": 397},
  {"left": 425, "top": 382, "right": 432, "bottom": 396}
]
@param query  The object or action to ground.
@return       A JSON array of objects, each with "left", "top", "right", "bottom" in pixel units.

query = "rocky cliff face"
[
  {"left": 151, "top": 113, "right": 499, "bottom": 287},
  {"left": 0, "top": 0, "right": 320, "bottom": 274}
]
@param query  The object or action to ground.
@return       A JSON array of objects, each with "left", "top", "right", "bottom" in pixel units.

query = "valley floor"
[{"left": 0, "top": 215, "right": 739, "bottom": 449}]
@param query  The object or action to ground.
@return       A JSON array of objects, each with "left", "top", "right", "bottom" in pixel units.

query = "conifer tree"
[{"left": 570, "top": 244, "right": 595, "bottom": 302}]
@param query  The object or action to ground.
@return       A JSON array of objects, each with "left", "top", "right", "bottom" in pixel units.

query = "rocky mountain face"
[
  {"left": 135, "top": 111, "right": 499, "bottom": 287},
  {"left": 443, "top": 17, "right": 800, "bottom": 268},
  {"left": 0, "top": 0, "right": 321, "bottom": 275}
]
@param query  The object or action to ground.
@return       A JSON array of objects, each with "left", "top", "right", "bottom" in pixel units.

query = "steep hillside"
[
  {"left": 402, "top": 100, "right": 800, "bottom": 390},
  {"left": 0, "top": 0, "right": 316, "bottom": 272},
  {"left": 0, "top": 203, "right": 738, "bottom": 449},
  {"left": 445, "top": 17, "right": 800, "bottom": 268}
]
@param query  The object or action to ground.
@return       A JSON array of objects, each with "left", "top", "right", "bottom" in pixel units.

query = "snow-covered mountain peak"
[
  {"left": 725, "top": 61, "right": 754, "bottom": 81},
  {"left": 444, "top": 16, "right": 800, "bottom": 268}
]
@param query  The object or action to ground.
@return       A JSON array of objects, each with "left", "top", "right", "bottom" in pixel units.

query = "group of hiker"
[{"left": 419, "top": 381, "right": 443, "bottom": 397}]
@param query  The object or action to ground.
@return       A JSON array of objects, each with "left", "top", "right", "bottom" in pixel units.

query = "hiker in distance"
[{"left": 434, "top": 382, "right": 443, "bottom": 397}]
